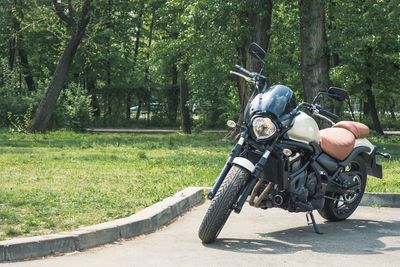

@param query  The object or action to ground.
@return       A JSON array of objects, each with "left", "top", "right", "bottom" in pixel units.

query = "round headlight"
[{"left": 252, "top": 117, "right": 277, "bottom": 140}]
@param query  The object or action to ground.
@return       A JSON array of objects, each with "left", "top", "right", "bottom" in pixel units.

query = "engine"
[{"left": 249, "top": 152, "right": 324, "bottom": 212}]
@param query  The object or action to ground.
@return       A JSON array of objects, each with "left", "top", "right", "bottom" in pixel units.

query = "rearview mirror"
[
  {"left": 328, "top": 87, "right": 348, "bottom": 101},
  {"left": 248, "top": 43, "right": 266, "bottom": 62}
]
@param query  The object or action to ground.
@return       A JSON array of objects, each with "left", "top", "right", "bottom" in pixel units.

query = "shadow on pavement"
[{"left": 206, "top": 219, "right": 400, "bottom": 255}]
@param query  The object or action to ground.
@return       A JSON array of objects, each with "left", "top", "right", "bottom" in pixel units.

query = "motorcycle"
[{"left": 198, "top": 43, "right": 391, "bottom": 243}]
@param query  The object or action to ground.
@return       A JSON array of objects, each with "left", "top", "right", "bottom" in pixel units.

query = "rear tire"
[
  {"left": 318, "top": 156, "right": 367, "bottom": 221},
  {"left": 198, "top": 165, "right": 250, "bottom": 243}
]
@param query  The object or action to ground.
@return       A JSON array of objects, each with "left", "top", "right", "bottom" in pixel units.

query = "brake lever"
[{"left": 229, "top": 71, "right": 256, "bottom": 84}]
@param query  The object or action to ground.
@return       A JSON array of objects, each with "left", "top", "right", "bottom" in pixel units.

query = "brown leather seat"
[
  {"left": 320, "top": 127, "right": 355, "bottom": 161},
  {"left": 333, "top": 121, "right": 370, "bottom": 138},
  {"left": 319, "top": 121, "right": 369, "bottom": 161}
]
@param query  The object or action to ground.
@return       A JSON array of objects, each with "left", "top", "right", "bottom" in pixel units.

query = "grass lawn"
[
  {"left": 364, "top": 135, "right": 400, "bottom": 193},
  {"left": 0, "top": 130, "right": 398, "bottom": 240}
]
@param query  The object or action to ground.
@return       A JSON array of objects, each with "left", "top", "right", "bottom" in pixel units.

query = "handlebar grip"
[
  {"left": 234, "top": 64, "right": 254, "bottom": 78},
  {"left": 319, "top": 109, "right": 340, "bottom": 121}
]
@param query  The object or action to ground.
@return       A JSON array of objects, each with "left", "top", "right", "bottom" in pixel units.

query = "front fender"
[{"left": 232, "top": 157, "right": 255, "bottom": 173}]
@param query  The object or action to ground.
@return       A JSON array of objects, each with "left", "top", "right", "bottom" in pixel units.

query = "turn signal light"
[{"left": 227, "top": 120, "right": 237, "bottom": 128}]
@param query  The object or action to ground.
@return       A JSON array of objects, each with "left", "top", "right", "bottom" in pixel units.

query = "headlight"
[{"left": 252, "top": 117, "right": 277, "bottom": 140}]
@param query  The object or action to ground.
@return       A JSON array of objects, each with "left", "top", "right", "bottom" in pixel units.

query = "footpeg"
[{"left": 376, "top": 151, "right": 391, "bottom": 159}]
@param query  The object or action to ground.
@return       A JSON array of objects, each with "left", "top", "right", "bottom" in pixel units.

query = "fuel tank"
[{"left": 287, "top": 112, "right": 320, "bottom": 144}]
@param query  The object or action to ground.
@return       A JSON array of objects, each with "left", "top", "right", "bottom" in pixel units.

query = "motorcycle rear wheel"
[
  {"left": 318, "top": 156, "right": 367, "bottom": 221},
  {"left": 198, "top": 165, "right": 250, "bottom": 243}
]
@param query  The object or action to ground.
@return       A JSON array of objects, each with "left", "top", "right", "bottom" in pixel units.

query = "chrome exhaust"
[{"left": 254, "top": 182, "right": 273, "bottom": 208}]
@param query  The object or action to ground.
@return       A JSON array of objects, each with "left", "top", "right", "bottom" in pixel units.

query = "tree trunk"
[
  {"left": 8, "top": 37, "right": 16, "bottom": 71},
  {"left": 365, "top": 46, "right": 383, "bottom": 135},
  {"left": 18, "top": 47, "right": 35, "bottom": 91},
  {"left": 8, "top": 0, "right": 18, "bottom": 70},
  {"left": 366, "top": 79, "right": 383, "bottom": 135},
  {"left": 127, "top": 5, "right": 144, "bottom": 120},
  {"left": 86, "top": 64, "right": 99, "bottom": 117},
  {"left": 12, "top": 0, "right": 36, "bottom": 91},
  {"left": 237, "top": 0, "right": 273, "bottom": 125},
  {"left": 27, "top": 0, "right": 91, "bottom": 132},
  {"left": 226, "top": 1, "right": 273, "bottom": 140},
  {"left": 166, "top": 63, "right": 179, "bottom": 125},
  {"left": 328, "top": 0, "right": 339, "bottom": 68},
  {"left": 180, "top": 63, "right": 191, "bottom": 134},
  {"left": 389, "top": 100, "right": 396, "bottom": 120},
  {"left": 300, "top": 0, "right": 333, "bottom": 129},
  {"left": 136, "top": 100, "right": 142, "bottom": 120}
]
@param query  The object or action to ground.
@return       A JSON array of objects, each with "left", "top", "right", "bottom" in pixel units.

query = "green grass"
[
  {"left": 0, "top": 130, "right": 398, "bottom": 240},
  {"left": 365, "top": 134, "right": 400, "bottom": 193},
  {"left": 0, "top": 131, "right": 234, "bottom": 240}
]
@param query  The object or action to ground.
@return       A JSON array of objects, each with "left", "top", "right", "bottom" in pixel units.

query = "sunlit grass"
[
  {"left": 365, "top": 134, "right": 400, "bottom": 193},
  {"left": 0, "top": 131, "right": 233, "bottom": 240},
  {"left": 0, "top": 130, "right": 398, "bottom": 240}
]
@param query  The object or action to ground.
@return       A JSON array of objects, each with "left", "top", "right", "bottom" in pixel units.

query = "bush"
[
  {"left": 0, "top": 59, "right": 43, "bottom": 129},
  {"left": 62, "top": 83, "right": 94, "bottom": 132}
]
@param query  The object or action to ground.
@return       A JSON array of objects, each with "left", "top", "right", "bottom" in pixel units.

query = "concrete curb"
[
  {"left": 361, "top": 192, "right": 400, "bottom": 207},
  {"left": 0, "top": 187, "right": 206, "bottom": 262}
]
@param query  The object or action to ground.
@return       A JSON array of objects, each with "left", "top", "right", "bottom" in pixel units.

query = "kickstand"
[{"left": 306, "top": 211, "right": 323, "bottom": 235}]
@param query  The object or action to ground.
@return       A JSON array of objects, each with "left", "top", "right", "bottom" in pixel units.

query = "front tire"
[
  {"left": 198, "top": 165, "right": 250, "bottom": 243},
  {"left": 318, "top": 155, "right": 367, "bottom": 221}
]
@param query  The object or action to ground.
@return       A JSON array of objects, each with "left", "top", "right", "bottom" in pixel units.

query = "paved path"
[
  {"left": 384, "top": 131, "right": 400, "bottom": 135},
  {"left": 4, "top": 201, "right": 400, "bottom": 267}
]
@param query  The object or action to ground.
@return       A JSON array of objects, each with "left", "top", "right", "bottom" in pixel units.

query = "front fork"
[
  {"left": 233, "top": 148, "right": 273, "bottom": 213},
  {"left": 207, "top": 130, "right": 248, "bottom": 200},
  {"left": 207, "top": 126, "right": 273, "bottom": 214}
]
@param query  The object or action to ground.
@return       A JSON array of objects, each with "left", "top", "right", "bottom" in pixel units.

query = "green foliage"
[
  {"left": 328, "top": 0, "right": 400, "bottom": 125},
  {"left": 7, "top": 104, "right": 33, "bottom": 133},
  {"left": 0, "top": 59, "right": 42, "bottom": 128},
  {"left": 62, "top": 83, "right": 94, "bottom": 132},
  {"left": 0, "top": 0, "right": 398, "bottom": 130}
]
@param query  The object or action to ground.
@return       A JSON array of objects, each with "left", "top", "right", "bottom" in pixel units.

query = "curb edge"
[{"left": 0, "top": 187, "right": 206, "bottom": 262}]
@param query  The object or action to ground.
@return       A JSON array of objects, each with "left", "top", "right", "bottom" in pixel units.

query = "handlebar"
[
  {"left": 297, "top": 102, "right": 340, "bottom": 123},
  {"left": 318, "top": 109, "right": 340, "bottom": 121},
  {"left": 229, "top": 71, "right": 255, "bottom": 84},
  {"left": 234, "top": 64, "right": 255, "bottom": 78}
]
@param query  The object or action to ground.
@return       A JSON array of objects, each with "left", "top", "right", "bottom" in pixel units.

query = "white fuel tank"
[{"left": 287, "top": 112, "right": 320, "bottom": 144}]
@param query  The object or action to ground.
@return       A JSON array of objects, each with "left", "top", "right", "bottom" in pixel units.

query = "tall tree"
[
  {"left": 27, "top": 0, "right": 91, "bottom": 132},
  {"left": 180, "top": 62, "right": 191, "bottom": 133},
  {"left": 328, "top": 0, "right": 399, "bottom": 134},
  {"left": 299, "top": 0, "right": 332, "bottom": 124},
  {"left": 237, "top": 0, "right": 273, "bottom": 125},
  {"left": 128, "top": 2, "right": 144, "bottom": 120}
]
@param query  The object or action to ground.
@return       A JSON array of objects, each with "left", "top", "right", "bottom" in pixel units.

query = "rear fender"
[
  {"left": 339, "top": 138, "right": 382, "bottom": 179},
  {"left": 354, "top": 138, "right": 374, "bottom": 154}
]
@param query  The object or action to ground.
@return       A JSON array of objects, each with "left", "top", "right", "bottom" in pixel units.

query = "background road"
[{"left": 4, "top": 202, "right": 400, "bottom": 267}]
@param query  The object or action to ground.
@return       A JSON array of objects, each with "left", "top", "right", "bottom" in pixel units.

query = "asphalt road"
[{"left": 4, "top": 202, "right": 400, "bottom": 267}]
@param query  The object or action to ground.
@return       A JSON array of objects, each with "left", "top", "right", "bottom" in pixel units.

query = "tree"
[
  {"left": 329, "top": 0, "right": 399, "bottom": 134},
  {"left": 237, "top": 0, "right": 273, "bottom": 125},
  {"left": 27, "top": 0, "right": 91, "bottom": 132},
  {"left": 180, "top": 62, "right": 191, "bottom": 133},
  {"left": 299, "top": 0, "right": 332, "bottom": 119}
]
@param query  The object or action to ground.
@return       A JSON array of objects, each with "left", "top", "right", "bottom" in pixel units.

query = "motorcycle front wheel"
[
  {"left": 318, "top": 155, "right": 367, "bottom": 221},
  {"left": 198, "top": 165, "right": 250, "bottom": 243}
]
